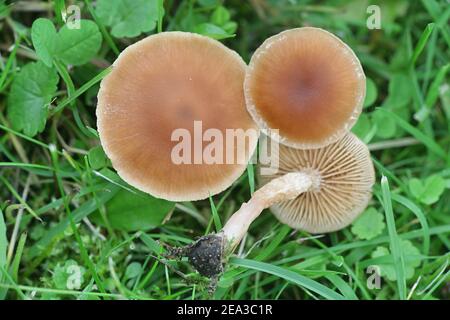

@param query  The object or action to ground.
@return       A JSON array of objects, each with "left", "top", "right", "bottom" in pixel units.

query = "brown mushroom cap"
[
  {"left": 258, "top": 133, "right": 374, "bottom": 233},
  {"left": 97, "top": 32, "right": 258, "bottom": 201},
  {"left": 245, "top": 27, "right": 366, "bottom": 149}
]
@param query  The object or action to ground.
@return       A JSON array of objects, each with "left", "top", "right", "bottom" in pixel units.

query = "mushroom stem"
[
  {"left": 222, "top": 172, "right": 314, "bottom": 251},
  {"left": 166, "top": 171, "right": 317, "bottom": 279}
]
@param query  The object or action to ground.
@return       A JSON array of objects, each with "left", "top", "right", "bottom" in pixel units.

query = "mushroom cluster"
[{"left": 96, "top": 28, "right": 374, "bottom": 279}]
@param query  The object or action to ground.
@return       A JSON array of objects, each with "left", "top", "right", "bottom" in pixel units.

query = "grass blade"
[
  {"left": 380, "top": 176, "right": 406, "bottom": 300},
  {"left": 247, "top": 163, "right": 255, "bottom": 195},
  {"left": 325, "top": 274, "right": 358, "bottom": 300},
  {"left": 0, "top": 208, "right": 7, "bottom": 299},
  {"left": 414, "top": 63, "right": 450, "bottom": 122},
  {"left": 409, "top": 23, "right": 435, "bottom": 66},
  {"left": 391, "top": 194, "right": 430, "bottom": 255},
  {"left": 230, "top": 257, "right": 345, "bottom": 300},
  {"left": 209, "top": 195, "right": 222, "bottom": 231},
  {"left": 51, "top": 66, "right": 112, "bottom": 115}
]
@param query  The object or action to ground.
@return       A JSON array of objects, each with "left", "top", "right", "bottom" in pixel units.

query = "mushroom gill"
[{"left": 259, "top": 133, "right": 375, "bottom": 233}]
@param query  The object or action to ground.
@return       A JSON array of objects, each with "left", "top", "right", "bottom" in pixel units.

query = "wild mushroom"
[
  {"left": 170, "top": 133, "right": 374, "bottom": 278},
  {"left": 97, "top": 32, "right": 258, "bottom": 201},
  {"left": 244, "top": 27, "right": 366, "bottom": 149},
  {"left": 258, "top": 132, "right": 375, "bottom": 233}
]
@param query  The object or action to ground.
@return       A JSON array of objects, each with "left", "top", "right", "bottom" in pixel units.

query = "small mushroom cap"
[
  {"left": 245, "top": 27, "right": 366, "bottom": 149},
  {"left": 97, "top": 32, "right": 258, "bottom": 201},
  {"left": 259, "top": 133, "right": 374, "bottom": 233}
]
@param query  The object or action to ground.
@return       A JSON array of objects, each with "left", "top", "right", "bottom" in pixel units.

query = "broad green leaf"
[
  {"left": 96, "top": 0, "right": 159, "bottom": 38},
  {"left": 352, "top": 113, "right": 372, "bottom": 139},
  {"left": 409, "top": 175, "right": 446, "bottom": 205},
  {"left": 93, "top": 189, "right": 174, "bottom": 231},
  {"left": 364, "top": 77, "right": 378, "bottom": 108},
  {"left": 211, "top": 6, "right": 231, "bottom": 26},
  {"left": 383, "top": 73, "right": 411, "bottom": 109},
  {"left": 222, "top": 21, "right": 238, "bottom": 34},
  {"left": 351, "top": 207, "right": 386, "bottom": 240},
  {"left": 125, "top": 262, "right": 142, "bottom": 280},
  {"left": 7, "top": 61, "right": 59, "bottom": 137},
  {"left": 31, "top": 19, "right": 101, "bottom": 67},
  {"left": 56, "top": 19, "right": 102, "bottom": 66},
  {"left": 371, "top": 240, "right": 421, "bottom": 281},
  {"left": 31, "top": 18, "right": 57, "bottom": 67},
  {"left": 409, "top": 178, "right": 425, "bottom": 200},
  {"left": 373, "top": 108, "right": 397, "bottom": 139},
  {"left": 87, "top": 146, "right": 108, "bottom": 170},
  {"left": 193, "top": 23, "right": 234, "bottom": 40}
]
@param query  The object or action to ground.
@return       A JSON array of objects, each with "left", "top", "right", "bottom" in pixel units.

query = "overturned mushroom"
[
  {"left": 244, "top": 27, "right": 366, "bottom": 149},
  {"left": 170, "top": 133, "right": 374, "bottom": 277},
  {"left": 97, "top": 32, "right": 258, "bottom": 201},
  {"left": 258, "top": 132, "right": 375, "bottom": 233}
]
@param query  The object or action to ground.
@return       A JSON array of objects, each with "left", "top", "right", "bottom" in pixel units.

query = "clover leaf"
[
  {"left": 409, "top": 175, "right": 446, "bottom": 205},
  {"left": 31, "top": 18, "right": 58, "bottom": 67},
  {"left": 384, "top": 73, "right": 412, "bottom": 109},
  {"left": 364, "top": 77, "right": 378, "bottom": 108},
  {"left": 352, "top": 113, "right": 372, "bottom": 140},
  {"left": 125, "top": 262, "right": 143, "bottom": 281},
  {"left": 371, "top": 240, "right": 421, "bottom": 281},
  {"left": 31, "top": 18, "right": 102, "bottom": 66},
  {"left": 96, "top": 0, "right": 160, "bottom": 38},
  {"left": 373, "top": 108, "right": 397, "bottom": 139},
  {"left": 87, "top": 146, "right": 108, "bottom": 170},
  {"left": 56, "top": 20, "right": 102, "bottom": 66},
  {"left": 351, "top": 207, "right": 385, "bottom": 240},
  {"left": 7, "top": 61, "right": 59, "bottom": 137}
]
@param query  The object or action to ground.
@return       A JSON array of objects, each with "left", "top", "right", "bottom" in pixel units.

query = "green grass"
[{"left": 0, "top": 0, "right": 449, "bottom": 300}]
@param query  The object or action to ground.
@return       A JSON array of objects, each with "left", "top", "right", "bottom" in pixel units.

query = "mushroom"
[
  {"left": 97, "top": 32, "right": 259, "bottom": 201},
  {"left": 258, "top": 132, "right": 375, "bottom": 233},
  {"left": 244, "top": 27, "right": 366, "bottom": 149},
  {"left": 170, "top": 133, "right": 374, "bottom": 278}
]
